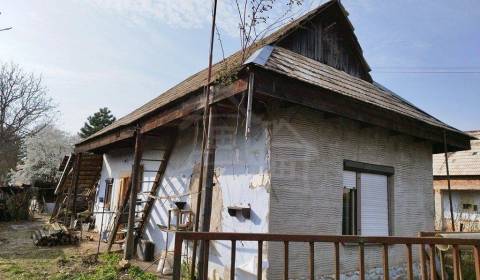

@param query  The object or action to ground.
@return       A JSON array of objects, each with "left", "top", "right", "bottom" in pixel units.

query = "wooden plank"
[
  {"left": 334, "top": 242, "right": 340, "bottom": 280},
  {"left": 309, "top": 242, "right": 315, "bottom": 280},
  {"left": 254, "top": 68, "right": 470, "bottom": 152},
  {"left": 75, "top": 129, "right": 135, "bottom": 153},
  {"left": 405, "top": 244, "right": 413, "bottom": 280},
  {"left": 137, "top": 131, "right": 177, "bottom": 236},
  {"left": 75, "top": 78, "right": 248, "bottom": 153},
  {"left": 172, "top": 232, "right": 480, "bottom": 246},
  {"left": 429, "top": 244, "right": 437, "bottom": 280},
  {"left": 284, "top": 241, "right": 289, "bottom": 280},
  {"left": 172, "top": 234, "right": 183, "bottom": 280},
  {"left": 203, "top": 240, "right": 210, "bottom": 280},
  {"left": 420, "top": 244, "right": 427, "bottom": 280},
  {"left": 124, "top": 130, "right": 144, "bottom": 260},
  {"left": 383, "top": 244, "right": 389, "bottom": 280},
  {"left": 231, "top": 240, "right": 236, "bottom": 280},
  {"left": 474, "top": 245, "right": 480, "bottom": 280},
  {"left": 257, "top": 241, "right": 263, "bottom": 280},
  {"left": 453, "top": 245, "right": 460, "bottom": 280},
  {"left": 359, "top": 243, "right": 365, "bottom": 280},
  {"left": 439, "top": 251, "right": 446, "bottom": 280}
]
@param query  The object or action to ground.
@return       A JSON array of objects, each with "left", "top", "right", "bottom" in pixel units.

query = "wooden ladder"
[{"left": 106, "top": 132, "right": 177, "bottom": 251}]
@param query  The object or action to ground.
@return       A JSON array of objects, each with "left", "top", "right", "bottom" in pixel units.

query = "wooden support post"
[
  {"left": 67, "top": 153, "right": 81, "bottom": 226},
  {"left": 202, "top": 240, "right": 210, "bottom": 280},
  {"left": 474, "top": 245, "right": 480, "bottom": 280},
  {"left": 309, "top": 242, "right": 315, "bottom": 280},
  {"left": 284, "top": 241, "right": 289, "bottom": 280},
  {"left": 257, "top": 241, "right": 263, "bottom": 280},
  {"left": 231, "top": 240, "right": 236, "bottom": 280},
  {"left": 420, "top": 244, "right": 427, "bottom": 280},
  {"left": 334, "top": 242, "right": 340, "bottom": 280},
  {"left": 172, "top": 233, "right": 183, "bottom": 280},
  {"left": 452, "top": 245, "right": 460, "bottom": 280},
  {"left": 124, "top": 128, "right": 143, "bottom": 260},
  {"left": 359, "top": 243, "right": 365, "bottom": 280},
  {"left": 439, "top": 251, "right": 446, "bottom": 280},
  {"left": 405, "top": 244, "right": 413, "bottom": 280},
  {"left": 444, "top": 130, "right": 456, "bottom": 231},
  {"left": 71, "top": 153, "right": 82, "bottom": 225},
  {"left": 198, "top": 106, "right": 217, "bottom": 277},
  {"left": 383, "top": 244, "right": 389, "bottom": 280},
  {"left": 429, "top": 244, "right": 437, "bottom": 280}
]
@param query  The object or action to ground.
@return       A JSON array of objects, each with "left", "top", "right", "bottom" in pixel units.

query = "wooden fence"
[{"left": 172, "top": 232, "right": 480, "bottom": 280}]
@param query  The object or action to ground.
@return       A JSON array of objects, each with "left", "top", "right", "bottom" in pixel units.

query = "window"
[
  {"left": 103, "top": 178, "right": 114, "bottom": 210},
  {"left": 342, "top": 163, "right": 392, "bottom": 236},
  {"left": 463, "top": 204, "right": 472, "bottom": 210},
  {"left": 343, "top": 171, "right": 357, "bottom": 235}
]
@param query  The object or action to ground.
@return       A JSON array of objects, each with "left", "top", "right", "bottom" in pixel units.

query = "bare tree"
[
  {"left": 0, "top": 63, "right": 55, "bottom": 184},
  {"left": 234, "top": 0, "right": 304, "bottom": 62}
]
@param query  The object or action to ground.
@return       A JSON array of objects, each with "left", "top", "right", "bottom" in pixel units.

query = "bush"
[{"left": 5, "top": 190, "right": 32, "bottom": 221}]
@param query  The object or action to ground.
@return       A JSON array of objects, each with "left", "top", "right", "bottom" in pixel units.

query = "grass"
[{"left": 0, "top": 252, "right": 157, "bottom": 280}]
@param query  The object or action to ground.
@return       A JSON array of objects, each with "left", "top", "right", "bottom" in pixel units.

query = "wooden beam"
[
  {"left": 124, "top": 129, "right": 144, "bottom": 260},
  {"left": 254, "top": 68, "right": 470, "bottom": 153},
  {"left": 75, "top": 128, "right": 135, "bottom": 153},
  {"left": 75, "top": 78, "right": 248, "bottom": 153}
]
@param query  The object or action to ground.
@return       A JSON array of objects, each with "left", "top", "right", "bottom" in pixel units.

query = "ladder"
[{"left": 106, "top": 132, "right": 177, "bottom": 251}]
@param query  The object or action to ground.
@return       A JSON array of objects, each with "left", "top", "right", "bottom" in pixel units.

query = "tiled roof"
[{"left": 433, "top": 131, "right": 480, "bottom": 176}]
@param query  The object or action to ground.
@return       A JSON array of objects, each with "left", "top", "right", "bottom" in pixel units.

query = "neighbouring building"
[
  {"left": 52, "top": 0, "right": 471, "bottom": 279},
  {"left": 433, "top": 130, "right": 480, "bottom": 232}
]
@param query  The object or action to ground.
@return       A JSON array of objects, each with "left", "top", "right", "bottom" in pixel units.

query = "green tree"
[{"left": 79, "top": 107, "right": 116, "bottom": 138}]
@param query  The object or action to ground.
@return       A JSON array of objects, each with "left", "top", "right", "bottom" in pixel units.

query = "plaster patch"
[{"left": 249, "top": 172, "right": 270, "bottom": 189}]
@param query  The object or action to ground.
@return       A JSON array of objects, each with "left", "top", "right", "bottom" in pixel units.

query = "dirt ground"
[{"left": 0, "top": 214, "right": 167, "bottom": 280}]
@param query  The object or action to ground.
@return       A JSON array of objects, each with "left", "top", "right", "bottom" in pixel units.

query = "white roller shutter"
[{"left": 360, "top": 173, "right": 389, "bottom": 236}]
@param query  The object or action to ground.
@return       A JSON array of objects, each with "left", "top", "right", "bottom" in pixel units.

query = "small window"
[
  {"left": 463, "top": 204, "right": 472, "bottom": 210},
  {"left": 104, "top": 178, "right": 114, "bottom": 210},
  {"left": 474, "top": 205, "right": 478, "bottom": 212}
]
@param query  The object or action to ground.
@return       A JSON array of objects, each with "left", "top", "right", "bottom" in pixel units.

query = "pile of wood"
[{"left": 32, "top": 222, "right": 79, "bottom": 246}]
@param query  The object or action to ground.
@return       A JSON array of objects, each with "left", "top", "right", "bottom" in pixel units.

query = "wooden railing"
[{"left": 172, "top": 232, "right": 480, "bottom": 280}]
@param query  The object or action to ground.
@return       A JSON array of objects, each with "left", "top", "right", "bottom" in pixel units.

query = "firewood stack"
[{"left": 32, "top": 222, "right": 79, "bottom": 246}]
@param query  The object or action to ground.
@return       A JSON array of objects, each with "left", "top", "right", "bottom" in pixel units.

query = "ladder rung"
[
  {"left": 141, "top": 180, "right": 157, "bottom": 183},
  {"left": 141, "top": 159, "right": 165, "bottom": 162},
  {"left": 143, "top": 170, "right": 159, "bottom": 173}
]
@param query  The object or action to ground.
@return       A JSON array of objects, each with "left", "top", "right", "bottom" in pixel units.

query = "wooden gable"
[{"left": 276, "top": 1, "right": 372, "bottom": 82}]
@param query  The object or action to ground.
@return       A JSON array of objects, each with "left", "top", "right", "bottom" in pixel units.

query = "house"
[
  {"left": 53, "top": 0, "right": 472, "bottom": 279},
  {"left": 433, "top": 130, "right": 480, "bottom": 232}
]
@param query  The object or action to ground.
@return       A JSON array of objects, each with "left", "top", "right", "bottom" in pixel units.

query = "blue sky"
[{"left": 0, "top": 0, "right": 479, "bottom": 134}]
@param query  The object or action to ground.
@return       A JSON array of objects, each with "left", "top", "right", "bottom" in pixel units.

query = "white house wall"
[{"left": 92, "top": 113, "right": 271, "bottom": 279}]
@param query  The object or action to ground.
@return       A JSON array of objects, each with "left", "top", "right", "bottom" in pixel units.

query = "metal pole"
[
  {"left": 124, "top": 127, "right": 144, "bottom": 259},
  {"left": 191, "top": 0, "right": 218, "bottom": 278},
  {"left": 443, "top": 130, "right": 455, "bottom": 232}
]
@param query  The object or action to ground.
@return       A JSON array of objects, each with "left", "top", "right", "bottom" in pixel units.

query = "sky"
[{"left": 0, "top": 0, "right": 479, "bottom": 134}]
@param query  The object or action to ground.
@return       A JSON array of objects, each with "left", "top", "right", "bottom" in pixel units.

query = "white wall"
[
  {"left": 92, "top": 113, "right": 271, "bottom": 279},
  {"left": 442, "top": 190, "right": 480, "bottom": 223}
]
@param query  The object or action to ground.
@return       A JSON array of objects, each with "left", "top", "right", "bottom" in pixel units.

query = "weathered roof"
[
  {"left": 252, "top": 46, "right": 465, "bottom": 134},
  {"left": 78, "top": 0, "right": 368, "bottom": 146},
  {"left": 433, "top": 131, "right": 480, "bottom": 176}
]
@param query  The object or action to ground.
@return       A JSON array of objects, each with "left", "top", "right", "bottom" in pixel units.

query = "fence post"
[
  {"left": 172, "top": 233, "right": 183, "bottom": 280},
  {"left": 473, "top": 245, "right": 480, "bottom": 280}
]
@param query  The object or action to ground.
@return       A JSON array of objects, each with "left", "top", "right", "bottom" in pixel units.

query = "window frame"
[
  {"left": 342, "top": 160, "right": 394, "bottom": 236},
  {"left": 103, "top": 178, "right": 114, "bottom": 210}
]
